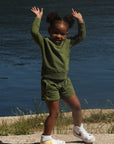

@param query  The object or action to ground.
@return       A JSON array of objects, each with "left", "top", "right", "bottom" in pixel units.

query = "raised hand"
[
  {"left": 72, "top": 8, "right": 84, "bottom": 23},
  {"left": 31, "top": 6, "right": 43, "bottom": 19}
]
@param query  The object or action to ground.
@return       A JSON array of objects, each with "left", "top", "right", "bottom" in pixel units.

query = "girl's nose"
[{"left": 56, "top": 34, "right": 61, "bottom": 39}]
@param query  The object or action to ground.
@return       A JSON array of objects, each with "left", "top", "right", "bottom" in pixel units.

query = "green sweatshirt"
[{"left": 31, "top": 17, "right": 86, "bottom": 80}]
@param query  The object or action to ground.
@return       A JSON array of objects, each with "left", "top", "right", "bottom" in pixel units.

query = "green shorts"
[{"left": 41, "top": 77, "right": 75, "bottom": 101}]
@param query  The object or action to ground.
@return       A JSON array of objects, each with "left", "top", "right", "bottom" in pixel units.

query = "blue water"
[{"left": 0, "top": 0, "right": 114, "bottom": 116}]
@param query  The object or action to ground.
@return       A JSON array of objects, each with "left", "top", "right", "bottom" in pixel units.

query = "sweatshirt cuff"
[{"left": 34, "top": 17, "right": 41, "bottom": 22}]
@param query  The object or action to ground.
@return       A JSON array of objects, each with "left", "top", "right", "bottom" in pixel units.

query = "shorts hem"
[
  {"left": 41, "top": 98, "right": 60, "bottom": 101},
  {"left": 61, "top": 93, "right": 75, "bottom": 99}
]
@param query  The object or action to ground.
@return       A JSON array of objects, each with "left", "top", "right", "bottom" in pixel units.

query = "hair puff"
[
  {"left": 46, "top": 12, "right": 61, "bottom": 26},
  {"left": 63, "top": 15, "right": 75, "bottom": 28},
  {"left": 46, "top": 12, "right": 75, "bottom": 28}
]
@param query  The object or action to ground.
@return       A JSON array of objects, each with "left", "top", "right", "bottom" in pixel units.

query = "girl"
[{"left": 31, "top": 6, "right": 95, "bottom": 144}]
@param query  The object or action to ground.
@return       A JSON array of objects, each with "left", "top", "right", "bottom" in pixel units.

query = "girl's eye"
[
  {"left": 54, "top": 31, "right": 59, "bottom": 34},
  {"left": 61, "top": 33, "right": 66, "bottom": 36},
  {"left": 52, "top": 31, "right": 66, "bottom": 35},
  {"left": 53, "top": 32, "right": 66, "bottom": 35},
  {"left": 52, "top": 31, "right": 58, "bottom": 34}
]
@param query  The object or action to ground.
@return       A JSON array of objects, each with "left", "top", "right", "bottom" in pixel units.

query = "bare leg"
[
  {"left": 63, "top": 94, "right": 95, "bottom": 143},
  {"left": 43, "top": 100, "right": 59, "bottom": 135},
  {"left": 63, "top": 94, "right": 82, "bottom": 126}
]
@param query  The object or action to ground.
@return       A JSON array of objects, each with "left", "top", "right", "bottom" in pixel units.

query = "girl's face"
[{"left": 48, "top": 21, "right": 68, "bottom": 45}]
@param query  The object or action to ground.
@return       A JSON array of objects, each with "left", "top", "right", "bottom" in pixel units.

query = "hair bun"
[
  {"left": 46, "top": 12, "right": 60, "bottom": 25},
  {"left": 63, "top": 15, "right": 75, "bottom": 28},
  {"left": 46, "top": 12, "right": 75, "bottom": 28}
]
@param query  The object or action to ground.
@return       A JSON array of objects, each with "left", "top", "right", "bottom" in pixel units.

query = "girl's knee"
[
  {"left": 73, "top": 102, "right": 81, "bottom": 111},
  {"left": 49, "top": 110, "right": 60, "bottom": 119},
  {"left": 46, "top": 100, "right": 60, "bottom": 119},
  {"left": 76, "top": 103, "right": 81, "bottom": 111}
]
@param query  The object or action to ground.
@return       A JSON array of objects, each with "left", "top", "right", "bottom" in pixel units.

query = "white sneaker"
[
  {"left": 40, "top": 134, "right": 65, "bottom": 144},
  {"left": 73, "top": 124, "right": 95, "bottom": 143}
]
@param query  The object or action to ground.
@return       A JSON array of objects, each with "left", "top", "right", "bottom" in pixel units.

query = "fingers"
[
  {"left": 30, "top": 6, "right": 35, "bottom": 13},
  {"left": 37, "top": 7, "right": 39, "bottom": 12},
  {"left": 72, "top": 8, "right": 75, "bottom": 13},
  {"left": 40, "top": 8, "right": 43, "bottom": 15},
  {"left": 31, "top": 6, "right": 36, "bottom": 11},
  {"left": 31, "top": 6, "right": 38, "bottom": 12},
  {"left": 72, "top": 8, "right": 83, "bottom": 22},
  {"left": 72, "top": 8, "right": 82, "bottom": 17},
  {"left": 30, "top": 6, "right": 43, "bottom": 13},
  {"left": 41, "top": 8, "right": 43, "bottom": 13},
  {"left": 72, "top": 8, "right": 78, "bottom": 15}
]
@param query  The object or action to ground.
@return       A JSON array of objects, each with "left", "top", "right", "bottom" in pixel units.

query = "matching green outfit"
[{"left": 31, "top": 17, "right": 86, "bottom": 101}]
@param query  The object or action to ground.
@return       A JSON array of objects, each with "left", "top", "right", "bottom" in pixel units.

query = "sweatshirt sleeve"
[
  {"left": 31, "top": 17, "right": 44, "bottom": 48},
  {"left": 69, "top": 22, "right": 86, "bottom": 47}
]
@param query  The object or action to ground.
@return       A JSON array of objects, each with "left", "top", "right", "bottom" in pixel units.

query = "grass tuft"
[
  {"left": 0, "top": 121, "right": 9, "bottom": 136},
  {"left": 83, "top": 111, "right": 114, "bottom": 123},
  {"left": 108, "top": 124, "right": 114, "bottom": 134},
  {"left": 0, "top": 115, "right": 46, "bottom": 136}
]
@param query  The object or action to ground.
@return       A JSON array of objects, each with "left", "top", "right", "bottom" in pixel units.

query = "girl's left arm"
[
  {"left": 69, "top": 9, "right": 86, "bottom": 46},
  {"left": 72, "top": 8, "right": 84, "bottom": 23}
]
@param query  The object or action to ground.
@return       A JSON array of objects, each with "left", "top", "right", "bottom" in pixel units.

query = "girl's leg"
[
  {"left": 62, "top": 94, "right": 82, "bottom": 126},
  {"left": 63, "top": 94, "right": 95, "bottom": 143},
  {"left": 43, "top": 100, "right": 60, "bottom": 135}
]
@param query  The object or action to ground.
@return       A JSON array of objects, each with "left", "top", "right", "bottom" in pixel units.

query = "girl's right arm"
[
  {"left": 31, "top": 7, "right": 44, "bottom": 48},
  {"left": 31, "top": 6, "right": 43, "bottom": 19}
]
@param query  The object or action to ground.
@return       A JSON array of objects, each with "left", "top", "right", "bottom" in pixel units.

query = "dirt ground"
[{"left": 0, "top": 133, "right": 114, "bottom": 144}]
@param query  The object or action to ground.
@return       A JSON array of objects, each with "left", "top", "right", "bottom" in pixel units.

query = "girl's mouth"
[
  {"left": 54, "top": 39, "right": 62, "bottom": 44},
  {"left": 50, "top": 38, "right": 62, "bottom": 44},
  {"left": 55, "top": 40, "right": 61, "bottom": 44}
]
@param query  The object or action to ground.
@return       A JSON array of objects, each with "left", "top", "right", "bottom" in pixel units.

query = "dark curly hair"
[{"left": 46, "top": 12, "right": 75, "bottom": 28}]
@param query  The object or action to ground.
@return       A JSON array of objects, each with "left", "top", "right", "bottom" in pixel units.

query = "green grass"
[
  {"left": 0, "top": 110, "right": 113, "bottom": 136},
  {"left": 0, "top": 115, "right": 46, "bottom": 136},
  {"left": 108, "top": 124, "right": 114, "bottom": 134},
  {"left": 82, "top": 110, "right": 114, "bottom": 134},
  {"left": 83, "top": 111, "right": 114, "bottom": 123}
]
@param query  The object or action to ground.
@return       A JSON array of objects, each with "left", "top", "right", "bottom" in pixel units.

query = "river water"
[{"left": 0, "top": 0, "right": 114, "bottom": 116}]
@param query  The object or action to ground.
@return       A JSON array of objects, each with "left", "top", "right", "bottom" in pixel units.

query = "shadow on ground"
[
  {"left": 66, "top": 141, "right": 86, "bottom": 143},
  {"left": 0, "top": 141, "right": 9, "bottom": 144}
]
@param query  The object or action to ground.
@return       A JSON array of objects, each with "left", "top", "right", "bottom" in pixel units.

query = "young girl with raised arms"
[{"left": 31, "top": 6, "right": 95, "bottom": 144}]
